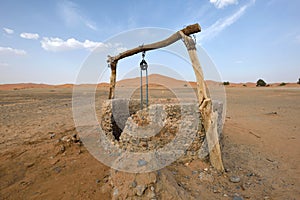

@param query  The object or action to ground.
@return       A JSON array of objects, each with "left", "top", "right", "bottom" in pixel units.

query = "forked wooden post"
[
  {"left": 106, "top": 23, "right": 224, "bottom": 172},
  {"left": 179, "top": 31, "right": 224, "bottom": 172},
  {"left": 108, "top": 61, "right": 117, "bottom": 99}
]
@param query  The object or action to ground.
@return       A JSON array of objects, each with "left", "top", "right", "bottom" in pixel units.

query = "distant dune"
[{"left": 0, "top": 74, "right": 299, "bottom": 90}]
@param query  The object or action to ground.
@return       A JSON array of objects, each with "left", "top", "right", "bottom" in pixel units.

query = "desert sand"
[{"left": 0, "top": 78, "right": 299, "bottom": 199}]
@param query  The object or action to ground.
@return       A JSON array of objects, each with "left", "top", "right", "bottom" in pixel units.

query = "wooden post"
[
  {"left": 108, "top": 61, "right": 117, "bottom": 99},
  {"left": 179, "top": 32, "right": 224, "bottom": 172}
]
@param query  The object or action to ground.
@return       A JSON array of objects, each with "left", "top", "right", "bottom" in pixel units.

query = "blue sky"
[{"left": 0, "top": 0, "right": 299, "bottom": 84}]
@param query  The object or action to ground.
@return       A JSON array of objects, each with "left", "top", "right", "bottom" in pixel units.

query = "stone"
[
  {"left": 50, "top": 133, "right": 56, "bottom": 139},
  {"left": 246, "top": 172, "right": 254, "bottom": 177},
  {"left": 25, "top": 162, "right": 34, "bottom": 168},
  {"left": 230, "top": 176, "right": 241, "bottom": 183},
  {"left": 113, "top": 188, "right": 118, "bottom": 196},
  {"left": 61, "top": 136, "right": 71, "bottom": 142},
  {"left": 137, "top": 159, "right": 147, "bottom": 167},
  {"left": 131, "top": 181, "right": 137, "bottom": 188},
  {"left": 147, "top": 190, "right": 156, "bottom": 198},
  {"left": 136, "top": 185, "right": 146, "bottom": 196},
  {"left": 60, "top": 145, "right": 65, "bottom": 153},
  {"left": 53, "top": 166, "right": 61, "bottom": 173},
  {"left": 198, "top": 172, "right": 214, "bottom": 182},
  {"left": 233, "top": 196, "right": 244, "bottom": 200}
]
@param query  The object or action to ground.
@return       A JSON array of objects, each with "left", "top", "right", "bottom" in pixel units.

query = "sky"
[{"left": 0, "top": 0, "right": 299, "bottom": 84}]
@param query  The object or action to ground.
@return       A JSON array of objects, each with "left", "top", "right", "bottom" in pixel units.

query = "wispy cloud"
[
  {"left": 199, "top": 0, "right": 255, "bottom": 43},
  {"left": 40, "top": 37, "right": 104, "bottom": 51},
  {"left": 0, "top": 46, "right": 27, "bottom": 55},
  {"left": 58, "top": 0, "right": 97, "bottom": 31},
  {"left": 20, "top": 32, "right": 40, "bottom": 40},
  {"left": 210, "top": 0, "right": 238, "bottom": 9},
  {"left": 3, "top": 27, "right": 14, "bottom": 34}
]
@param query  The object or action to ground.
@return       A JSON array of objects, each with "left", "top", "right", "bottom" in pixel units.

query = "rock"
[
  {"left": 137, "top": 159, "right": 147, "bottom": 167},
  {"left": 192, "top": 170, "right": 198, "bottom": 175},
  {"left": 136, "top": 185, "right": 146, "bottom": 196},
  {"left": 60, "top": 145, "right": 65, "bottom": 153},
  {"left": 150, "top": 186, "right": 155, "bottom": 191},
  {"left": 230, "top": 176, "right": 241, "bottom": 183},
  {"left": 61, "top": 136, "right": 71, "bottom": 142},
  {"left": 96, "top": 179, "right": 100, "bottom": 184},
  {"left": 25, "top": 162, "right": 34, "bottom": 168},
  {"left": 53, "top": 166, "right": 61, "bottom": 173},
  {"left": 198, "top": 172, "right": 214, "bottom": 182},
  {"left": 147, "top": 190, "right": 156, "bottom": 198},
  {"left": 50, "top": 133, "right": 56, "bottom": 139},
  {"left": 246, "top": 172, "right": 254, "bottom": 177},
  {"left": 233, "top": 196, "right": 244, "bottom": 200},
  {"left": 171, "top": 171, "right": 177, "bottom": 175},
  {"left": 131, "top": 181, "right": 137, "bottom": 188},
  {"left": 113, "top": 188, "right": 118, "bottom": 196}
]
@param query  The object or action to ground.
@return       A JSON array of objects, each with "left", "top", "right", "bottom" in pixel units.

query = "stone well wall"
[{"left": 101, "top": 99, "right": 223, "bottom": 163}]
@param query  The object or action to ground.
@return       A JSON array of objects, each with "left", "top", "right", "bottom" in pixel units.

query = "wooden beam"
[{"left": 107, "top": 23, "right": 201, "bottom": 64}]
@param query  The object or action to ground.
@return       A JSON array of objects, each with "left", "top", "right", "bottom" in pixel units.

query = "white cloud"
[
  {"left": 40, "top": 37, "right": 104, "bottom": 51},
  {"left": 20, "top": 32, "right": 39, "bottom": 40},
  {"left": 0, "top": 46, "right": 27, "bottom": 55},
  {"left": 3, "top": 27, "right": 14, "bottom": 34},
  {"left": 58, "top": 0, "right": 97, "bottom": 31},
  {"left": 210, "top": 0, "right": 238, "bottom": 9},
  {"left": 199, "top": 0, "right": 255, "bottom": 43},
  {"left": 116, "top": 47, "right": 127, "bottom": 54}
]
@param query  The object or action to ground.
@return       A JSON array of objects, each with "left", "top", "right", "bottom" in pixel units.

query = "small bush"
[
  {"left": 223, "top": 81, "right": 230, "bottom": 86},
  {"left": 184, "top": 84, "right": 188, "bottom": 87},
  {"left": 256, "top": 79, "right": 267, "bottom": 87},
  {"left": 243, "top": 84, "right": 247, "bottom": 87},
  {"left": 279, "top": 82, "right": 286, "bottom": 86}
]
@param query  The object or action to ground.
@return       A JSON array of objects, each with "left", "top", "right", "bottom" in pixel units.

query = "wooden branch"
[
  {"left": 180, "top": 32, "right": 224, "bottom": 172},
  {"left": 107, "top": 23, "right": 201, "bottom": 64},
  {"left": 108, "top": 62, "right": 117, "bottom": 99}
]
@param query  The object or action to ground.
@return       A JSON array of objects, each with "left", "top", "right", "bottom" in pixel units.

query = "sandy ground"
[{"left": 0, "top": 86, "right": 299, "bottom": 199}]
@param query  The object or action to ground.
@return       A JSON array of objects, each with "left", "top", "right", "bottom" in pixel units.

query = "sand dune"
[{"left": 1, "top": 74, "right": 299, "bottom": 90}]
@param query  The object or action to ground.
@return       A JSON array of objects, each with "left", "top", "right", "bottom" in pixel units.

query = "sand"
[{"left": 0, "top": 85, "right": 299, "bottom": 199}]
